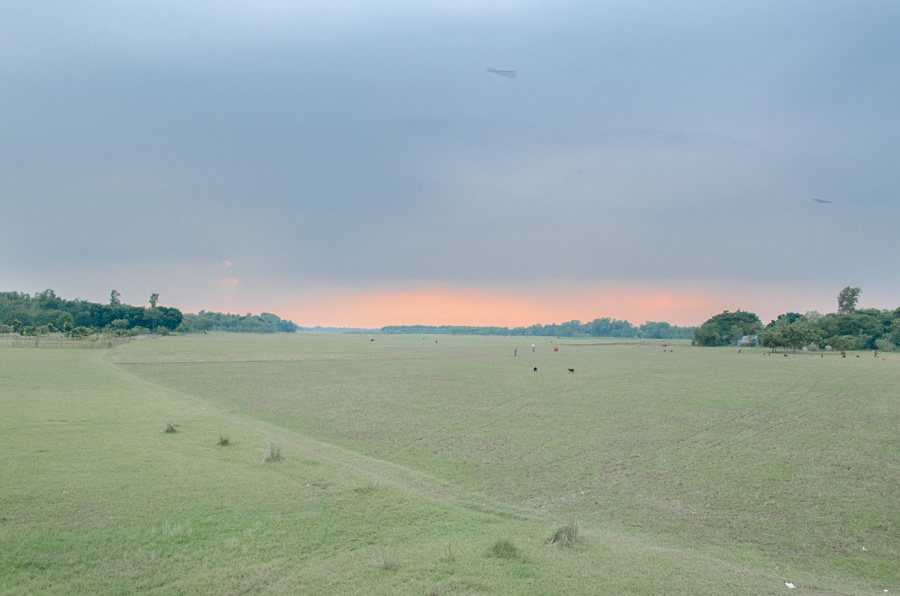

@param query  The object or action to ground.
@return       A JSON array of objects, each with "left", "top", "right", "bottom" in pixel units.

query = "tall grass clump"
[
  {"left": 442, "top": 540, "right": 455, "bottom": 562},
  {"left": 218, "top": 434, "right": 230, "bottom": 446},
  {"left": 164, "top": 422, "right": 177, "bottom": 434},
  {"left": 489, "top": 539, "right": 520, "bottom": 559},
  {"left": 373, "top": 548, "right": 397, "bottom": 571},
  {"left": 548, "top": 521, "right": 580, "bottom": 547},
  {"left": 262, "top": 442, "right": 282, "bottom": 463}
]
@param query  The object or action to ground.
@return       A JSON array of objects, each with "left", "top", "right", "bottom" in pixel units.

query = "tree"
[
  {"left": 890, "top": 316, "right": 900, "bottom": 347},
  {"left": 109, "top": 318, "right": 130, "bottom": 331},
  {"left": 110, "top": 289, "right": 121, "bottom": 306},
  {"left": 149, "top": 293, "right": 159, "bottom": 309},
  {"left": 766, "top": 312, "right": 803, "bottom": 329},
  {"left": 66, "top": 326, "right": 93, "bottom": 339},
  {"left": 693, "top": 310, "right": 762, "bottom": 346},
  {"left": 804, "top": 310, "right": 823, "bottom": 323},
  {"left": 837, "top": 286, "right": 861, "bottom": 315},
  {"left": 693, "top": 322, "right": 722, "bottom": 346},
  {"left": 156, "top": 307, "right": 183, "bottom": 331},
  {"left": 783, "top": 321, "right": 823, "bottom": 351}
]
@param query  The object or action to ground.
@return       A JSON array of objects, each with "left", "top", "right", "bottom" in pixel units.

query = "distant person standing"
[
  {"left": 532, "top": 344, "right": 535, "bottom": 352},
  {"left": 514, "top": 346, "right": 518, "bottom": 356}
]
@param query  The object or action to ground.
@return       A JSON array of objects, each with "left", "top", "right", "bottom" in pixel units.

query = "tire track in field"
[{"left": 101, "top": 352, "right": 544, "bottom": 524}]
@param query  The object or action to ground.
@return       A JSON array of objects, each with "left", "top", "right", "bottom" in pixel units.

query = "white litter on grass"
[{"left": 786, "top": 582, "right": 796, "bottom": 589}]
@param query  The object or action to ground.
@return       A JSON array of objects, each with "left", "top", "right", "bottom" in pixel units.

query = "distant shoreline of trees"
[
  {"left": 4, "top": 286, "right": 896, "bottom": 348},
  {"left": 0, "top": 288, "right": 694, "bottom": 339},
  {"left": 380, "top": 318, "right": 695, "bottom": 339}
]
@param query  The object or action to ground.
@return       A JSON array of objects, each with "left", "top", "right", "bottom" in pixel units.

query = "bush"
[
  {"left": 826, "top": 335, "right": 850, "bottom": 351},
  {"left": 875, "top": 337, "right": 895, "bottom": 353},
  {"left": 852, "top": 334, "right": 874, "bottom": 350}
]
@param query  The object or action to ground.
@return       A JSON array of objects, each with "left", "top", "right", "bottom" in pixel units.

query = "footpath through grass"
[{"left": 2, "top": 334, "right": 897, "bottom": 594}]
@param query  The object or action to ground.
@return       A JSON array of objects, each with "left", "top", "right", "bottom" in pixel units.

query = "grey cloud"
[{"left": 2, "top": 0, "right": 899, "bottom": 307}]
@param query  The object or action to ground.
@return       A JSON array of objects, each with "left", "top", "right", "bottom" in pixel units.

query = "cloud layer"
[{"left": 3, "top": 1, "right": 898, "bottom": 326}]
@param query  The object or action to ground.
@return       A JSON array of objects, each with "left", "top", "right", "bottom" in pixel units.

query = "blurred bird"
[
  {"left": 487, "top": 68, "right": 517, "bottom": 79},
  {"left": 812, "top": 198, "right": 832, "bottom": 204}
]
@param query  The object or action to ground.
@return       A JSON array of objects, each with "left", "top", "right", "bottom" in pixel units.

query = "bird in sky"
[
  {"left": 812, "top": 198, "right": 832, "bottom": 204},
  {"left": 487, "top": 68, "right": 517, "bottom": 79}
]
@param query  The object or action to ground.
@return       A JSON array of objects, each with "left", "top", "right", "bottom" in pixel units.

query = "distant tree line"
[
  {"left": 381, "top": 318, "right": 695, "bottom": 339},
  {"left": 0, "top": 289, "right": 298, "bottom": 337},
  {"left": 178, "top": 311, "right": 297, "bottom": 333},
  {"left": 0, "top": 289, "right": 182, "bottom": 337},
  {"left": 693, "top": 287, "right": 900, "bottom": 352},
  {"left": 381, "top": 325, "right": 512, "bottom": 336}
]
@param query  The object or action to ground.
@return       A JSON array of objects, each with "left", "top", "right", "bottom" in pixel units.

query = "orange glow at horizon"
[{"left": 277, "top": 284, "right": 737, "bottom": 329}]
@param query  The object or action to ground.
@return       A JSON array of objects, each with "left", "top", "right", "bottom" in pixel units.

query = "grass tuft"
[
  {"left": 262, "top": 442, "right": 282, "bottom": 463},
  {"left": 164, "top": 422, "right": 177, "bottom": 434},
  {"left": 441, "top": 540, "right": 455, "bottom": 562},
  {"left": 373, "top": 549, "right": 397, "bottom": 571},
  {"left": 489, "top": 539, "right": 520, "bottom": 559},
  {"left": 218, "top": 434, "right": 230, "bottom": 446},
  {"left": 548, "top": 521, "right": 580, "bottom": 547}
]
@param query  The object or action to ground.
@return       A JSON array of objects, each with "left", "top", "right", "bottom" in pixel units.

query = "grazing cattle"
[
  {"left": 370, "top": 338, "right": 375, "bottom": 342},
  {"left": 568, "top": 368, "right": 575, "bottom": 373}
]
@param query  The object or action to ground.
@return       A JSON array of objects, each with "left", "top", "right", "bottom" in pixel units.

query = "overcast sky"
[{"left": 3, "top": 1, "right": 898, "bottom": 327}]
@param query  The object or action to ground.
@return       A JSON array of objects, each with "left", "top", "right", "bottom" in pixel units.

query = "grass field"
[{"left": 2, "top": 333, "right": 897, "bottom": 594}]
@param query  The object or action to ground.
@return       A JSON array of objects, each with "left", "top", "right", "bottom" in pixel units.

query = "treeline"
[
  {"left": 693, "top": 287, "right": 899, "bottom": 352},
  {"left": 381, "top": 318, "right": 694, "bottom": 339},
  {"left": 0, "top": 289, "right": 297, "bottom": 336},
  {"left": 179, "top": 311, "right": 297, "bottom": 333},
  {"left": 381, "top": 325, "right": 512, "bottom": 336},
  {"left": 0, "top": 289, "right": 183, "bottom": 337}
]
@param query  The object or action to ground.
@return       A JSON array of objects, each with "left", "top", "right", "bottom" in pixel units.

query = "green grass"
[{"left": 1, "top": 334, "right": 897, "bottom": 594}]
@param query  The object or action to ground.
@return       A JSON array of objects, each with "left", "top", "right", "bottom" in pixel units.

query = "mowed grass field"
[{"left": 2, "top": 333, "right": 897, "bottom": 595}]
